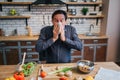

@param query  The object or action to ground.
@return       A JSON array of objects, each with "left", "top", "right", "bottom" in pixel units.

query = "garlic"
[
  {"left": 65, "top": 70, "right": 72, "bottom": 77},
  {"left": 74, "top": 76, "right": 83, "bottom": 80},
  {"left": 57, "top": 72, "right": 65, "bottom": 76}
]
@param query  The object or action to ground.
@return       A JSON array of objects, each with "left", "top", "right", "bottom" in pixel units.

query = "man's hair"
[{"left": 52, "top": 10, "right": 67, "bottom": 20}]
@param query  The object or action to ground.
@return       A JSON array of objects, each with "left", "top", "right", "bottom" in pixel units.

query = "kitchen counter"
[
  {"left": 0, "top": 35, "right": 39, "bottom": 41},
  {"left": 0, "top": 62, "right": 119, "bottom": 80},
  {"left": 0, "top": 34, "right": 108, "bottom": 41}
]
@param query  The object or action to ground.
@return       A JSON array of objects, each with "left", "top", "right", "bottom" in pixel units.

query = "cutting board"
[{"left": 37, "top": 65, "right": 91, "bottom": 80}]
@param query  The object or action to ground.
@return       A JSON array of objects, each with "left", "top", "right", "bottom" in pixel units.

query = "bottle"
[{"left": 26, "top": 26, "right": 33, "bottom": 36}]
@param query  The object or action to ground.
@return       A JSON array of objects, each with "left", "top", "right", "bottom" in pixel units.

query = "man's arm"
[
  {"left": 64, "top": 27, "right": 83, "bottom": 51},
  {"left": 35, "top": 28, "right": 54, "bottom": 52}
]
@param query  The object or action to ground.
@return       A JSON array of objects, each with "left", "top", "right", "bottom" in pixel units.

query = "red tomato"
[
  {"left": 14, "top": 72, "right": 25, "bottom": 80},
  {"left": 60, "top": 76, "right": 69, "bottom": 80},
  {"left": 27, "top": 65, "right": 31, "bottom": 69},
  {"left": 40, "top": 71, "right": 47, "bottom": 78}
]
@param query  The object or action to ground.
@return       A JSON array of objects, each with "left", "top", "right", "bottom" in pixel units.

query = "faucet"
[{"left": 89, "top": 24, "right": 94, "bottom": 33}]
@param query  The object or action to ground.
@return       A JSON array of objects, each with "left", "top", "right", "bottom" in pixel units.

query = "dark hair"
[{"left": 52, "top": 10, "right": 67, "bottom": 20}]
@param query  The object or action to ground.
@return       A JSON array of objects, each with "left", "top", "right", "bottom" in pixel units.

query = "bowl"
[
  {"left": 16, "top": 62, "right": 37, "bottom": 76},
  {"left": 77, "top": 60, "right": 94, "bottom": 73}
]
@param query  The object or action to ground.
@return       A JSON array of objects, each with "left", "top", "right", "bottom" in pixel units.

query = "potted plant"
[{"left": 81, "top": 7, "right": 89, "bottom": 15}]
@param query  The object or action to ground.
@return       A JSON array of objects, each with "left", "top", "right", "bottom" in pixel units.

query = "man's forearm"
[
  {"left": 35, "top": 38, "right": 54, "bottom": 52},
  {"left": 64, "top": 38, "right": 83, "bottom": 50}
]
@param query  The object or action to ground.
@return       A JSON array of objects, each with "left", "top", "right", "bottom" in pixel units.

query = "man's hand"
[
  {"left": 53, "top": 22, "right": 66, "bottom": 42},
  {"left": 59, "top": 24, "right": 66, "bottom": 41},
  {"left": 53, "top": 24, "right": 60, "bottom": 42}
]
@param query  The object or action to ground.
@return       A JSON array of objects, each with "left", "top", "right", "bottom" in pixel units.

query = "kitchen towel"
[{"left": 94, "top": 67, "right": 120, "bottom": 80}]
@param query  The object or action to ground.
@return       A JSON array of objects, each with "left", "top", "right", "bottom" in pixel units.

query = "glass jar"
[{"left": 68, "top": 9, "right": 77, "bottom": 15}]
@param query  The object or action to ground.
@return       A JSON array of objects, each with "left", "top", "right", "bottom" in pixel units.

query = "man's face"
[{"left": 52, "top": 14, "right": 66, "bottom": 27}]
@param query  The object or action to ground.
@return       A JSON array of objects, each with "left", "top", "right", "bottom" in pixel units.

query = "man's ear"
[{"left": 65, "top": 20, "right": 67, "bottom": 25}]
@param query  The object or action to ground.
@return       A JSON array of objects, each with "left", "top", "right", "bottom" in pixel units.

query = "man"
[{"left": 35, "top": 10, "right": 82, "bottom": 63}]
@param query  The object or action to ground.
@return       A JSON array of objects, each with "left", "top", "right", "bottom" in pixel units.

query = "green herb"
[
  {"left": 48, "top": 67, "right": 72, "bottom": 75},
  {"left": 22, "top": 62, "right": 36, "bottom": 76}
]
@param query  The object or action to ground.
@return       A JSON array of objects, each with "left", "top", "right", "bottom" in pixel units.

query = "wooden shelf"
[
  {"left": 0, "top": 16, "right": 30, "bottom": 19},
  {"left": 65, "top": 2, "right": 102, "bottom": 5},
  {"left": 0, "top": 2, "right": 102, "bottom": 5},
  {"left": 0, "top": 2, "right": 32, "bottom": 5},
  {"left": 68, "top": 15, "right": 104, "bottom": 18},
  {"left": 0, "top": 2, "right": 32, "bottom": 11}
]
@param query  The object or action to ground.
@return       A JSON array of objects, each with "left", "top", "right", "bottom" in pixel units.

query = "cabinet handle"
[
  {"left": 97, "top": 46, "right": 101, "bottom": 48},
  {"left": 89, "top": 46, "right": 94, "bottom": 49},
  {"left": 94, "top": 40, "right": 98, "bottom": 43},
  {"left": 27, "top": 48, "right": 32, "bottom": 51},
  {"left": 6, "top": 49, "right": 11, "bottom": 52},
  {"left": 0, "top": 42, "right": 5, "bottom": 46},
  {"left": 27, "top": 54, "right": 32, "bottom": 59},
  {"left": 26, "top": 42, "right": 32, "bottom": 45}
]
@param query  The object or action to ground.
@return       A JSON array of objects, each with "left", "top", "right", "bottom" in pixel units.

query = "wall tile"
[{"left": 0, "top": 0, "right": 102, "bottom": 36}]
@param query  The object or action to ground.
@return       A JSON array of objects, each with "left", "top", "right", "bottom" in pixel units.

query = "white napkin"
[
  {"left": 38, "top": 77, "right": 42, "bottom": 80},
  {"left": 94, "top": 67, "right": 120, "bottom": 80}
]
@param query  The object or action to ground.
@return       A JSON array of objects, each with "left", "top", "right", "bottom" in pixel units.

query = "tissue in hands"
[
  {"left": 57, "top": 22, "right": 62, "bottom": 34},
  {"left": 58, "top": 22, "right": 62, "bottom": 27}
]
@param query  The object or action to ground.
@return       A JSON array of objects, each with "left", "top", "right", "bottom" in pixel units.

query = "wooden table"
[{"left": 0, "top": 62, "right": 120, "bottom": 80}]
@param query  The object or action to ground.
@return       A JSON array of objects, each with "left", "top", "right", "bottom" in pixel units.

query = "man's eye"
[{"left": 54, "top": 20, "right": 58, "bottom": 22}]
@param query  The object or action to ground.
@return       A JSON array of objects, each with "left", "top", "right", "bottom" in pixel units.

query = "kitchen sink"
[{"left": 85, "top": 33, "right": 100, "bottom": 37}]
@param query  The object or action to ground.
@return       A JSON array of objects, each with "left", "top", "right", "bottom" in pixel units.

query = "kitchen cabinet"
[
  {"left": 0, "top": 41, "right": 39, "bottom": 65},
  {"left": 5, "top": 48, "right": 19, "bottom": 65},
  {"left": 83, "top": 39, "right": 107, "bottom": 62},
  {"left": 0, "top": 38, "right": 107, "bottom": 64},
  {"left": 96, "top": 45, "right": 107, "bottom": 61},
  {"left": 0, "top": 41, "right": 19, "bottom": 65},
  {"left": 20, "top": 41, "right": 39, "bottom": 63},
  {"left": 71, "top": 50, "right": 82, "bottom": 62},
  {"left": 84, "top": 46, "right": 94, "bottom": 61},
  {"left": 71, "top": 38, "right": 108, "bottom": 62},
  {"left": 71, "top": 40, "right": 84, "bottom": 62}
]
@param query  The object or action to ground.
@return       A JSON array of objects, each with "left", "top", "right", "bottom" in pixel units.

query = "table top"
[{"left": 0, "top": 62, "right": 120, "bottom": 80}]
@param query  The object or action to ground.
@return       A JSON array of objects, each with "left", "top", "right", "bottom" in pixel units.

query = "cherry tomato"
[
  {"left": 27, "top": 65, "right": 31, "bottom": 69},
  {"left": 60, "top": 76, "right": 69, "bottom": 80},
  {"left": 40, "top": 71, "right": 47, "bottom": 78}
]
